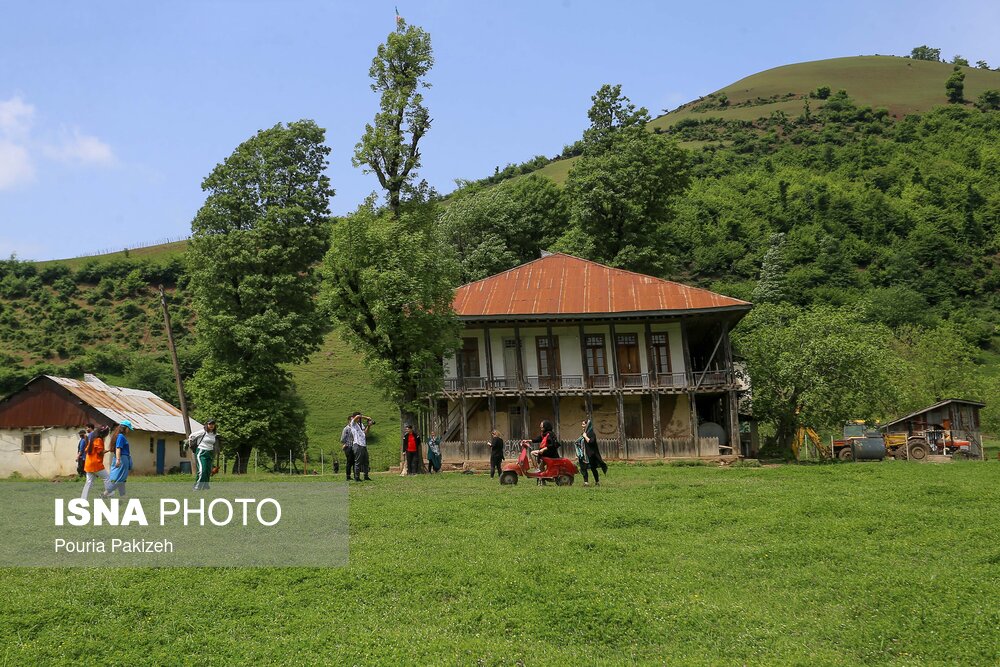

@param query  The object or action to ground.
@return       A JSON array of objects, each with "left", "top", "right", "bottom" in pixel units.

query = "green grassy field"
[
  {"left": 2, "top": 461, "right": 998, "bottom": 665},
  {"left": 35, "top": 240, "right": 190, "bottom": 269}
]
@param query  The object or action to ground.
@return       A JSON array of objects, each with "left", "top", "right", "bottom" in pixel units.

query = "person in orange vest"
[{"left": 81, "top": 425, "right": 109, "bottom": 499}]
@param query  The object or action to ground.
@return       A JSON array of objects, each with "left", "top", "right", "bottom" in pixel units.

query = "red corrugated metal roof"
[
  {"left": 46, "top": 375, "right": 200, "bottom": 434},
  {"left": 453, "top": 253, "right": 751, "bottom": 318}
]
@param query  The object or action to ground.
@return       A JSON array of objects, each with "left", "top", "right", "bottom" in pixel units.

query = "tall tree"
[
  {"left": 322, "top": 199, "right": 461, "bottom": 468},
  {"left": 732, "top": 304, "right": 900, "bottom": 455},
  {"left": 752, "top": 233, "right": 789, "bottom": 304},
  {"left": 560, "top": 86, "right": 688, "bottom": 273},
  {"left": 946, "top": 66, "right": 966, "bottom": 103},
  {"left": 439, "top": 175, "right": 569, "bottom": 282},
  {"left": 353, "top": 19, "right": 433, "bottom": 218},
  {"left": 582, "top": 83, "right": 651, "bottom": 153},
  {"left": 187, "top": 120, "right": 332, "bottom": 470}
]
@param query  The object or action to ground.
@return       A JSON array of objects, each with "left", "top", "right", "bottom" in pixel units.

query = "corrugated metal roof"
[
  {"left": 453, "top": 253, "right": 752, "bottom": 318},
  {"left": 881, "top": 398, "right": 986, "bottom": 429},
  {"left": 46, "top": 374, "right": 200, "bottom": 435}
]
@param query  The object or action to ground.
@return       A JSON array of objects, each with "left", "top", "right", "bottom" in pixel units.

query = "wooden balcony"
[{"left": 441, "top": 369, "right": 735, "bottom": 396}]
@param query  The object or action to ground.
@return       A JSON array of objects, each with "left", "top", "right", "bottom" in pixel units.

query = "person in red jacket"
[
  {"left": 401, "top": 424, "right": 421, "bottom": 475},
  {"left": 527, "top": 420, "right": 559, "bottom": 471}
]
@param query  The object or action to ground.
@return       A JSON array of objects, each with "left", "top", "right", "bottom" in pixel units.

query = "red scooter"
[{"left": 499, "top": 441, "right": 578, "bottom": 486}]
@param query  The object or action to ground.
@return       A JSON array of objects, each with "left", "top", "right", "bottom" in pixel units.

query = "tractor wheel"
[
  {"left": 499, "top": 471, "right": 518, "bottom": 485},
  {"left": 555, "top": 474, "right": 573, "bottom": 486},
  {"left": 907, "top": 440, "right": 928, "bottom": 461},
  {"left": 837, "top": 447, "right": 854, "bottom": 461},
  {"left": 893, "top": 446, "right": 906, "bottom": 461}
]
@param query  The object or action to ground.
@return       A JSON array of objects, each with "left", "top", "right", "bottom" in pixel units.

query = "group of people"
[
  {"left": 75, "top": 418, "right": 220, "bottom": 496},
  {"left": 487, "top": 418, "right": 609, "bottom": 485},
  {"left": 75, "top": 420, "right": 135, "bottom": 499}
]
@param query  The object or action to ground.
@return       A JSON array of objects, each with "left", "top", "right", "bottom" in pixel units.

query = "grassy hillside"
[
  {"left": 526, "top": 56, "right": 1000, "bottom": 186},
  {"left": 653, "top": 55, "right": 1000, "bottom": 128}
]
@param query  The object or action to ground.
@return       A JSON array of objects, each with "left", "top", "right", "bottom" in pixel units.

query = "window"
[
  {"left": 179, "top": 441, "right": 186, "bottom": 457},
  {"left": 150, "top": 437, "right": 155, "bottom": 454},
  {"left": 458, "top": 337, "right": 481, "bottom": 378},
  {"left": 535, "top": 335, "right": 561, "bottom": 377},
  {"left": 22, "top": 433, "right": 41, "bottom": 453},
  {"left": 650, "top": 333, "right": 672, "bottom": 374},
  {"left": 584, "top": 334, "right": 606, "bottom": 376}
]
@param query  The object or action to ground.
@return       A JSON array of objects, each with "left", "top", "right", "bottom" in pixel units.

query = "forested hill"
[{"left": 3, "top": 53, "right": 999, "bottom": 441}]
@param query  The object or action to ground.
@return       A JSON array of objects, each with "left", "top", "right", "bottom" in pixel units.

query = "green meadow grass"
[{"left": 2, "top": 461, "right": 998, "bottom": 665}]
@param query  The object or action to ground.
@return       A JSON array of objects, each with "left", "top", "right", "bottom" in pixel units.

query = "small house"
[
  {"left": 0, "top": 374, "right": 200, "bottom": 478},
  {"left": 880, "top": 398, "right": 987, "bottom": 459}
]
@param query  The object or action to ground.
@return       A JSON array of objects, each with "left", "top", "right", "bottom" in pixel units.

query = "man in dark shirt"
[{"left": 489, "top": 429, "right": 504, "bottom": 478}]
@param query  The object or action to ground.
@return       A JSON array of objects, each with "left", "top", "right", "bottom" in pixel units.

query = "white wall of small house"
[
  {"left": 128, "top": 431, "right": 189, "bottom": 475},
  {"left": 0, "top": 428, "right": 188, "bottom": 479},
  {"left": 444, "top": 322, "right": 688, "bottom": 379},
  {"left": 0, "top": 427, "right": 79, "bottom": 478}
]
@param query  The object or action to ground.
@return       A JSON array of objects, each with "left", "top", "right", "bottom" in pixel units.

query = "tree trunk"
[{"left": 231, "top": 444, "right": 252, "bottom": 474}]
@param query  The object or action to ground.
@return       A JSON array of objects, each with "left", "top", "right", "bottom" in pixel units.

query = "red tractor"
[{"left": 499, "top": 441, "right": 578, "bottom": 486}]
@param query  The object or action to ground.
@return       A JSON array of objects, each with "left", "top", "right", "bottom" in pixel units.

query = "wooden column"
[
  {"left": 577, "top": 324, "right": 594, "bottom": 428},
  {"left": 681, "top": 319, "right": 693, "bottom": 386},
  {"left": 652, "top": 391, "right": 663, "bottom": 458},
  {"left": 460, "top": 394, "right": 469, "bottom": 461},
  {"left": 546, "top": 324, "right": 559, "bottom": 439},
  {"left": 609, "top": 322, "right": 625, "bottom": 458},
  {"left": 615, "top": 393, "right": 627, "bottom": 460},
  {"left": 644, "top": 322, "right": 657, "bottom": 387},
  {"left": 484, "top": 325, "right": 496, "bottom": 431},
  {"left": 727, "top": 390, "right": 741, "bottom": 458},
  {"left": 514, "top": 325, "right": 529, "bottom": 437},
  {"left": 689, "top": 392, "right": 700, "bottom": 457}
]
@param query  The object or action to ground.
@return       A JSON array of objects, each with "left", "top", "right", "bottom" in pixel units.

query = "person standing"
[
  {"left": 488, "top": 429, "right": 504, "bottom": 478},
  {"left": 402, "top": 424, "right": 421, "bottom": 475},
  {"left": 426, "top": 430, "right": 442, "bottom": 473},
  {"left": 102, "top": 420, "right": 133, "bottom": 498},
  {"left": 350, "top": 413, "right": 373, "bottom": 481},
  {"left": 582, "top": 418, "right": 607, "bottom": 482},
  {"left": 340, "top": 414, "right": 357, "bottom": 482},
  {"left": 80, "top": 425, "right": 109, "bottom": 499},
  {"left": 75, "top": 428, "right": 87, "bottom": 477},
  {"left": 188, "top": 419, "right": 219, "bottom": 491}
]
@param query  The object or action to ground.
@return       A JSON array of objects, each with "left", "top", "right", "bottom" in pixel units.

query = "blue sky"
[{"left": 1, "top": 0, "right": 998, "bottom": 260}]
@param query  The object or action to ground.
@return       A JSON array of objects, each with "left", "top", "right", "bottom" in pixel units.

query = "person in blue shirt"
[
  {"left": 75, "top": 428, "right": 87, "bottom": 477},
  {"left": 102, "top": 420, "right": 133, "bottom": 498}
]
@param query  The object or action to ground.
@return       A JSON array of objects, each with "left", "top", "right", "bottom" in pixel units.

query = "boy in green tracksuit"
[{"left": 188, "top": 419, "right": 219, "bottom": 491}]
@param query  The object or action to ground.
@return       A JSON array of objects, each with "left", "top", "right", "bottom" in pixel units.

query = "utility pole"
[{"left": 159, "top": 285, "right": 195, "bottom": 477}]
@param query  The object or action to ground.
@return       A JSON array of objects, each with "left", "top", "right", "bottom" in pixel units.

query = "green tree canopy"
[
  {"left": 322, "top": 199, "right": 461, "bottom": 435},
  {"left": 353, "top": 19, "right": 434, "bottom": 217},
  {"left": 733, "top": 304, "right": 900, "bottom": 454},
  {"left": 910, "top": 45, "right": 941, "bottom": 61},
  {"left": 946, "top": 66, "right": 966, "bottom": 103},
  {"left": 187, "top": 120, "right": 332, "bottom": 467},
  {"left": 438, "top": 175, "right": 569, "bottom": 282}
]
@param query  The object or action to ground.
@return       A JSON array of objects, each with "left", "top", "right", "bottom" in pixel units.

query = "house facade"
[
  {"left": 436, "top": 254, "right": 752, "bottom": 462},
  {"left": 0, "top": 374, "right": 200, "bottom": 478}
]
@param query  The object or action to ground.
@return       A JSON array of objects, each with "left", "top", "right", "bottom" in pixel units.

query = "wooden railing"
[{"left": 442, "top": 369, "right": 733, "bottom": 393}]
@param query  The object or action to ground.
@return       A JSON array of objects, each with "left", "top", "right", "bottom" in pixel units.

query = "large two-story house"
[{"left": 435, "top": 253, "right": 752, "bottom": 462}]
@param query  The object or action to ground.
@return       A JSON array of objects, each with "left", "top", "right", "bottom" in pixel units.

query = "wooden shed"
[
  {"left": 880, "top": 399, "right": 986, "bottom": 459},
  {"left": 0, "top": 374, "right": 200, "bottom": 478}
]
